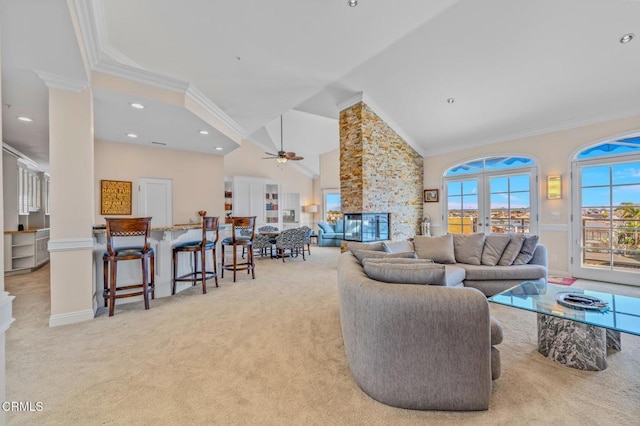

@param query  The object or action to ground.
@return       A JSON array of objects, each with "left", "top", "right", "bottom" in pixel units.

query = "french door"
[
  {"left": 445, "top": 168, "right": 537, "bottom": 235},
  {"left": 571, "top": 156, "right": 640, "bottom": 285}
]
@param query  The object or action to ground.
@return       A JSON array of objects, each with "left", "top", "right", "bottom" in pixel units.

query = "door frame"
[{"left": 570, "top": 155, "right": 640, "bottom": 285}]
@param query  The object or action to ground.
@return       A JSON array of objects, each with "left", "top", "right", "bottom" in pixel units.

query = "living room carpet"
[
  {"left": 547, "top": 275, "right": 577, "bottom": 286},
  {"left": 5, "top": 248, "right": 640, "bottom": 425}
]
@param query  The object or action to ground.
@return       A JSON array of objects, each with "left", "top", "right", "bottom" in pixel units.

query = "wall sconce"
[
  {"left": 303, "top": 204, "right": 319, "bottom": 213},
  {"left": 547, "top": 175, "right": 562, "bottom": 200}
]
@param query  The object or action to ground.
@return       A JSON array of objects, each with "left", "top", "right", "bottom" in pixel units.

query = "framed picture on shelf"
[{"left": 424, "top": 189, "right": 439, "bottom": 203}]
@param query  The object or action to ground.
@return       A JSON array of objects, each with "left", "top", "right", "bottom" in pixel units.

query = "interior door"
[{"left": 138, "top": 177, "right": 173, "bottom": 227}]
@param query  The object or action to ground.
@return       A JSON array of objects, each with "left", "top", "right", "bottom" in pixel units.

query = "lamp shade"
[
  {"left": 547, "top": 175, "right": 562, "bottom": 200},
  {"left": 304, "top": 204, "right": 319, "bottom": 213}
]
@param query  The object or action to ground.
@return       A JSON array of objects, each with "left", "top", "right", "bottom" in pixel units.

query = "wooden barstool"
[
  {"left": 102, "top": 217, "right": 155, "bottom": 317},
  {"left": 221, "top": 216, "right": 256, "bottom": 282},
  {"left": 172, "top": 217, "right": 219, "bottom": 295}
]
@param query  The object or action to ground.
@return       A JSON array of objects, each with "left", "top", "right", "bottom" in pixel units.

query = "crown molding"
[
  {"left": 93, "top": 60, "right": 190, "bottom": 93},
  {"left": 101, "top": 45, "right": 141, "bottom": 68},
  {"left": 73, "top": 0, "right": 102, "bottom": 68},
  {"left": 185, "top": 86, "right": 246, "bottom": 138},
  {"left": 34, "top": 70, "right": 89, "bottom": 92}
]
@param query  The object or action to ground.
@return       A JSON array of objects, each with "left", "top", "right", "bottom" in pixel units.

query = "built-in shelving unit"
[
  {"left": 224, "top": 176, "right": 281, "bottom": 228},
  {"left": 4, "top": 228, "right": 50, "bottom": 274},
  {"left": 265, "top": 184, "right": 279, "bottom": 224}
]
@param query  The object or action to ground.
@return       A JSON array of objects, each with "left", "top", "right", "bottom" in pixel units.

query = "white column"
[
  {"left": 0, "top": 5, "right": 16, "bottom": 423},
  {"left": 44, "top": 81, "right": 95, "bottom": 327}
]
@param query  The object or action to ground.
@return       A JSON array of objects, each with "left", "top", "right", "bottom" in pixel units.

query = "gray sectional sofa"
[
  {"left": 336, "top": 234, "right": 548, "bottom": 411},
  {"left": 338, "top": 252, "right": 503, "bottom": 411}
]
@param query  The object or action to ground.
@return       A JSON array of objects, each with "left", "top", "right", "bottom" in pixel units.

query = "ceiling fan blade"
[
  {"left": 264, "top": 152, "right": 277, "bottom": 157},
  {"left": 289, "top": 156, "right": 304, "bottom": 161},
  {"left": 284, "top": 151, "right": 297, "bottom": 159},
  {"left": 261, "top": 157, "right": 278, "bottom": 159}
]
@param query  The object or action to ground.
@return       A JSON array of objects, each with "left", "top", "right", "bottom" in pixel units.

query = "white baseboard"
[{"left": 49, "top": 309, "right": 94, "bottom": 327}]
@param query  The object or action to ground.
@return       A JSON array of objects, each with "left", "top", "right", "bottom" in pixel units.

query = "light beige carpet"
[{"left": 5, "top": 247, "right": 640, "bottom": 425}]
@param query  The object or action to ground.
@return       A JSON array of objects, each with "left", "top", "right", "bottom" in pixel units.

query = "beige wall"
[
  {"left": 424, "top": 114, "right": 640, "bottom": 275},
  {"left": 224, "top": 139, "right": 314, "bottom": 220},
  {"left": 95, "top": 140, "right": 225, "bottom": 225}
]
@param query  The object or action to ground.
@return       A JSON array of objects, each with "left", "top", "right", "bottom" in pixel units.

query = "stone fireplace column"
[{"left": 338, "top": 95, "right": 424, "bottom": 241}]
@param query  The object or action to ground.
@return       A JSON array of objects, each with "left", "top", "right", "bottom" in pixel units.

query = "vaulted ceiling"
[{"left": 2, "top": 0, "right": 639, "bottom": 177}]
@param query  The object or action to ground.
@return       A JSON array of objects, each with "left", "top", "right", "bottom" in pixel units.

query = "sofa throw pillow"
[
  {"left": 353, "top": 250, "right": 416, "bottom": 264},
  {"left": 512, "top": 235, "right": 539, "bottom": 265},
  {"left": 318, "top": 222, "right": 334, "bottom": 234},
  {"left": 497, "top": 234, "right": 526, "bottom": 266},
  {"left": 382, "top": 240, "right": 415, "bottom": 254},
  {"left": 413, "top": 235, "right": 456, "bottom": 264},
  {"left": 364, "top": 261, "right": 446, "bottom": 285},
  {"left": 481, "top": 235, "right": 511, "bottom": 266},
  {"left": 347, "top": 241, "right": 385, "bottom": 255},
  {"left": 452, "top": 233, "right": 485, "bottom": 265}
]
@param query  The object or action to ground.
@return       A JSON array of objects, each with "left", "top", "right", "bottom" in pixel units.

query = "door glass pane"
[
  {"left": 612, "top": 162, "right": 640, "bottom": 185},
  {"left": 489, "top": 174, "right": 530, "bottom": 234},
  {"left": 582, "top": 165, "right": 610, "bottom": 186},
  {"left": 582, "top": 187, "right": 610, "bottom": 208},
  {"left": 447, "top": 180, "right": 478, "bottom": 234}
]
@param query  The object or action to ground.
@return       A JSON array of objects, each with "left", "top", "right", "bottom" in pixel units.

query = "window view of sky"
[{"left": 581, "top": 162, "right": 640, "bottom": 207}]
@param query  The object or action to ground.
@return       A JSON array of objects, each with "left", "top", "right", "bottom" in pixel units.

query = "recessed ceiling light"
[
  {"left": 130, "top": 102, "right": 145, "bottom": 109},
  {"left": 199, "top": 130, "right": 209, "bottom": 135},
  {"left": 447, "top": 98, "right": 455, "bottom": 104},
  {"left": 126, "top": 133, "right": 138, "bottom": 138},
  {"left": 214, "top": 147, "right": 224, "bottom": 151},
  {"left": 620, "top": 33, "right": 635, "bottom": 44},
  {"left": 17, "top": 116, "right": 33, "bottom": 122},
  {"left": 348, "top": 0, "right": 357, "bottom": 6}
]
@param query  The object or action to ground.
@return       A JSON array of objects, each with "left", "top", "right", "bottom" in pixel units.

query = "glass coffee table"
[{"left": 489, "top": 281, "right": 640, "bottom": 371}]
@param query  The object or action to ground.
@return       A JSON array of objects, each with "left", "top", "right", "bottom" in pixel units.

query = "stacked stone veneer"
[{"left": 339, "top": 101, "right": 423, "bottom": 241}]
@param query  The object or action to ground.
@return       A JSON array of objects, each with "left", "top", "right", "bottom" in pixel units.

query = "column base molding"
[{"left": 49, "top": 309, "right": 94, "bottom": 327}]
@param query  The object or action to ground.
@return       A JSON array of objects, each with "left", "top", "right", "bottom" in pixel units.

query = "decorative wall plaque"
[{"left": 101, "top": 180, "right": 132, "bottom": 215}]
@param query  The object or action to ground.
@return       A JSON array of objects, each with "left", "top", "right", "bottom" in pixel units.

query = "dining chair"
[
  {"left": 172, "top": 216, "right": 219, "bottom": 295},
  {"left": 300, "top": 225, "right": 313, "bottom": 256},
  {"left": 221, "top": 216, "right": 256, "bottom": 282},
  {"left": 274, "top": 228, "right": 307, "bottom": 262},
  {"left": 102, "top": 217, "right": 155, "bottom": 317}
]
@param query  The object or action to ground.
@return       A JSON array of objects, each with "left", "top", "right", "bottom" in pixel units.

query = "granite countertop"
[
  {"left": 92, "top": 223, "right": 203, "bottom": 233},
  {"left": 5, "top": 228, "right": 49, "bottom": 235}
]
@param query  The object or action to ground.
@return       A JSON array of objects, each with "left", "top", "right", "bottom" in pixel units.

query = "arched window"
[
  {"left": 571, "top": 135, "right": 640, "bottom": 284},
  {"left": 443, "top": 156, "right": 538, "bottom": 235}
]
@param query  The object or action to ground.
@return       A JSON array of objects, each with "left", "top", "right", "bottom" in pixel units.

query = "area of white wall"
[
  {"left": 94, "top": 140, "right": 225, "bottom": 225},
  {"left": 224, "top": 139, "right": 314, "bottom": 223},
  {"left": 2, "top": 153, "right": 17, "bottom": 231},
  {"left": 423, "top": 114, "right": 640, "bottom": 275}
]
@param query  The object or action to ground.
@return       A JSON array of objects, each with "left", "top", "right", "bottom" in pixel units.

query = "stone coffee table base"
[{"left": 537, "top": 313, "right": 621, "bottom": 371}]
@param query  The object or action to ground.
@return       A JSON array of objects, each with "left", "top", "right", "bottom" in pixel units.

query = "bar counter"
[{"left": 93, "top": 223, "right": 232, "bottom": 306}]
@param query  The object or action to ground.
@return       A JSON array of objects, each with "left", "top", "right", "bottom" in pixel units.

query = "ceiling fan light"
[{"left": 276, "top": 157, "right": 287, "bottom": 164}]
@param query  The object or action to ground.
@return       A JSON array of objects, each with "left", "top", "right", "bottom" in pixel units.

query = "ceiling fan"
[{"left": 262, "top": 115, "right": 304, "bottom": 163}]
